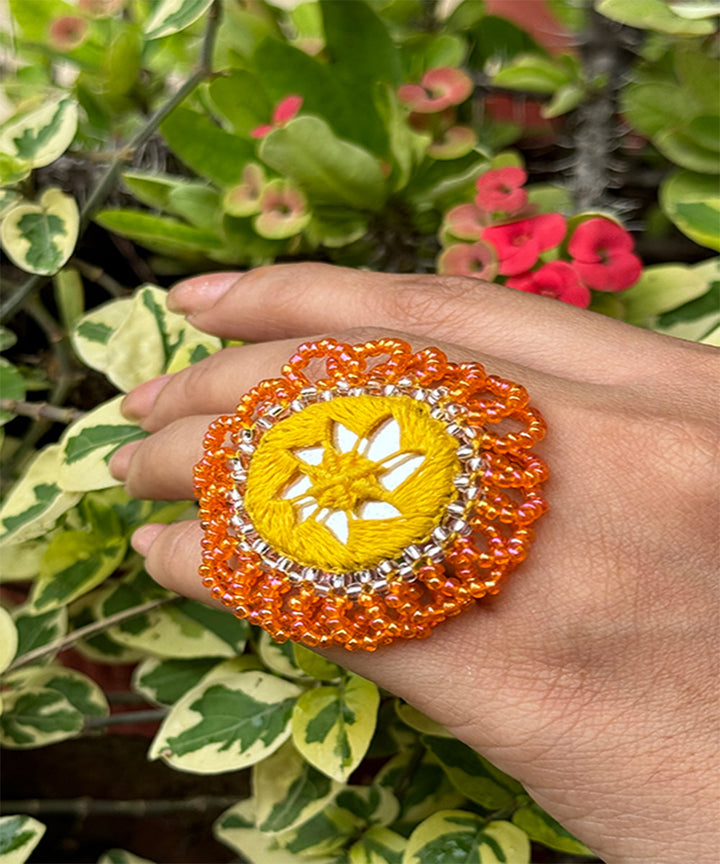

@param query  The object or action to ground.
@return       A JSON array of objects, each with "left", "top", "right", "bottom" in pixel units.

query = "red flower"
[
  {"left": 475, "top": 167, "right": 528, "bottom": 214},
  {"left": 568, "top": 218, "right": 642, "bottom": 291},
  {"left": 483, "top": 214, "right": 566, "bottom": 276},
  {"left": 438, "top": 242, "right": 498, "bottom": 280},
  {"left": 251, "top": 95, "right": 303, "bottom": 139},
  {"left": 507, "top": 262, "right": 591, "bottom": 308},
  {"left": 398, "top": 67, "right": 473, "bottom": 114}
]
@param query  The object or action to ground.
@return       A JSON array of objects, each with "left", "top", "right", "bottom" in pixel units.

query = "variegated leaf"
[
  {"left": 423, "top": 736, "right": 524, "bottom": 810},
  {"left": 512, "top": 803, "right": 593, "bottom": 855},
  {"left": 0, "top": 97, "right": 78, "bottom": 168},
  {"left": 69, "top": 588, "right": 146, "bottom": 665},
  {"left": 292, "top": 644, "right": 342, "bottom": 681},
  {"left": 258, "top": 631, "right": 307, "bottom": 679},
  {"left": 97, "top": 850, "right": 158, "bottom": 864},
  {"left": 0, "top": 607, "right": 18, "bottom": 674},
  {"left": 0, "top": 685, "right": 83, "bottom": 748},
  {"left": 0, "top": 814, "right": 46, "bottom": 864},
  {"left": 0, "top": 359, "right": 24, "bottom": 424},
  {"left": 149, "top": 670, "right": 301, "bottom": 773},
  {"left": 58, "top": 396, "right": 148, "bottom": 492},
  {"left": 30, "top": 526, "right": 126, "bottom": 612},
  {"left": 5, "top": 665, "right": 108, "bottom": 719},
  {"left": 395, "top": 700, "right": 452, "bottom": 738},
  {"left": 271, "top": 803, "right": 359, "bottom": 858},
  {"left": 0, "top": 190, "right": 21, "bottom": 218},
  {"left": 253, "top": 740, "right": 342, "bottom": 835},
  {"left": 291, "top": 673, "right": 379, "bottom": 781},
  {"left": 334, "top": 785, "right": 400, "bottom": 830},
  {"left": 214, "top": 798, "right": 337, "bottom": 864},
  {"left": 349, "top": 827, "right": 407, "bottom": 864},
  {"left": 132, "top": 657, "right": 220, "bottom": 706},
  {"left": 0, "top": 445, "right": 80, "bottom": 547},
  {"left": 1, "top": 188, "right": 79, "bottom": 276},
  {"left": 0, "top": 537, "right": 52, "bottom": 582},
  {"left": 375, "top": 750, "right": 465, "bottom": 834},
  {"left": 71, "top": 297, "right": 134, "bottom": 378},
  {"left": 11, "top": 605, "right": 67, "bottom": 666},
  {"left": 403, "top": 813, "right": 530, "bottom": 864},
  {"left": 144, "top": 0, "right": 214, "bottom": 40}
]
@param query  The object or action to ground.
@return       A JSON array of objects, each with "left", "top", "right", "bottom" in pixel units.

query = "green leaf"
[
  {"left": 424, "top": 736, "right": 524, "bottom": 810},
  {"left": 161, "top": 106, "right": 254, "bottom": 187},
  {"left": 0, "top": 97, "right": 78, "bottom": 168},
  {"left": 68, "top": 588, "right": 145, "bottom": 665},
  {"left": 658, "top": 281, "right": 720, "bottom": 327},
  {"left": 0, "top": 191, "right": 21, "bottom": 219},
  {"left": 258, "top": 631, "right": 307, "bottom": 679},
  {"left": 214, "top": 798, "right": 338, "bottom": 864},
  {"left": 620, "top": 82, "right": 691, "bottom": 138},
  {"left": 1, "top": 188, "right": 79, "bottom": 276},
  {"left": 71, "top": 297, "right": 133, "bottom": 375},
  {"left": 132, "top": 657, "right": 220, "bottom": 706},
  {"left": 0, "top": 359, "right": 25, "bottom": 425},
  {"left": 375, "top": 750, "right": 465, "bottom": 834},
  {"left": 668, "top": 1, "right": 720, "bottom": 18},
  {"left": 260, "top": 116, "right": 386, "bottom": 211},
  {"left": 0, "top": 686, "right": 83, "bottom": 748},
  {"left": 94, "top": 209, "right": 223, "bottom": 256},
  {"left": 8, "top": 665, "right": 109, "bottom": 718},
  {"left": 621, "top": 259, "right": 720, "bottom": 325},
  {"left": 292, "top": 644, "right": 342, "bottom": 681},
  {"left": 207, "top": 69, "right": 272, "bottom": 137},
  {"left": 595, "top": 0, "right": 717, "bottom": 33},
  {"left": 0, "top": 325, "right": 17, "bottom": 351},
  {"left": 334, "top": 785, "right": 400, "bottom": 829},
  {"left": 655, "top": 124, "right": 720, "bottom": 174},
  {"left": 394, "top": 701, "right": 452, "bottom": 738},
  {"left": 291, "top": 673, "right": 380, "bottom": 781},
  {"left": 674, "top": 47, "right": 720, "bottom": 113},
  {"left": 0, "top": 814, "right": 46, "bottom": 864},
  {"left": 660, "top": 170, "right": 720, "bottom": 251},
  {"left": 275, "top": 804, "right": 358, "bottom": 857},
  {"left": 403, "top": 813, "right": 530, "bottom": 864},
  {"left": 11, "top": 605, "right": 67, "bottom": 666},
  {"left": 149, "top": 671, "right": 301, "bottom": 773},
  {"left": 254, "top": 740, "right": 341, "bottom": 834},
  {"left": 144, "top": 0, "right": 214, "bottom": 39},
  {"left": 349, "top": 826, "right": 407, "bottom": 864},
  {"left": 512, "top": 803, "right": 592, "bottom": 855},
  {"left": 31, "top": 528, "right": 126, "bottom": 612},
  {"left": 492, "top": 54, "right": 574, "bottom": 93},
  {"left": 0, "top": 606, "right": 18, "bottom": 674},
  {"left": 0, "top": 537, "right": 51, "bottom": 584},
  {"left": 541, "top": 83, "right": 585, "bottom": 118},
  {"left": 0, "top": 445, "right": 80, "bottom": 547},
  {"left": 58, "top": 397, "right": 148, "bottom": 492},
  {"left": 53, "top": 267, "right": 84, "bottom": 333},
  {"left": 0, "top": 153, "right": 31, "bottom": 185}
]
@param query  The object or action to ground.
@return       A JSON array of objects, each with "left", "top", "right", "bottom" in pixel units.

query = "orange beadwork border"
[{"left": 194, "top": 338, "right": 549, "bottom": 651}]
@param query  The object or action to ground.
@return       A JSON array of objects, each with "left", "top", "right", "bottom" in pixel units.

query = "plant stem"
[
  {"left": 0, "top": 0, "right": 223, "bottom": 324},
  {"left": 0, "top": 399, "right": 84, "bottom": 424},
  {"left": 71, "top": 257, "right": 129, "bottom": 297},
  {"left": 1, "top": 796, "right": 242, "bottom": 816},
  {"left": 85, "top": 709, "right": 168, "bottom": 728},
  {"left": 7, "top": 596, "right": 178, "bottom": 672}
]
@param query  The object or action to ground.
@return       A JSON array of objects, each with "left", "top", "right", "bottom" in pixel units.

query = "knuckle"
[{"left": 381, "top": 276, "right": 480, "bottom": 335}]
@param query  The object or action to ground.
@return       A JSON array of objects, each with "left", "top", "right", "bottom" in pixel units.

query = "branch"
[
  {"left": 7, "top": 596, "right": 178, "bottom": 672},
  {"left": 0, "top": 399, "right": 84, "bottom": 424},
  {"left": 85, "top": 709, "right": 168, "bottom": 729},
  {"left": 0, "top": 0, "right": 223, "bottom": 324},
  {"left": 1, "top": 796, "right": 243, "bottom": 816}
]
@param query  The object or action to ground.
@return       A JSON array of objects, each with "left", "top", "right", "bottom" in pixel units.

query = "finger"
[
  {"left": 123, "top": 329, "right": 555, "bottom": 433},
  {"left": 115, "top": 415, "right": 214, "bottom": 499},
  {"left": 167, "top": 263, "right": 670, "bottom": 383}
]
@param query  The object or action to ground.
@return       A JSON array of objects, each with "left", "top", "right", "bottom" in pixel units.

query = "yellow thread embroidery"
[{"left": 244, "top": 395, "right": 460, "bottom": 571}]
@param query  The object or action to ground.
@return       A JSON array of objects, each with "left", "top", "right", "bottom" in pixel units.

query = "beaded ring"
[{"left": 194, "top": 339, "right": 548, "bottom": 651}]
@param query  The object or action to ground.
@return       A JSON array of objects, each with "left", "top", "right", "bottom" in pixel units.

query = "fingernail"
[
  {"left": 167, "top": 272, "right": 244, "bottom": 314},
  {"left": 108, "top": 440, "right": 141, "bottom": 480},
  {"left": 132, "top": 523, "right": 165, "bottom": 556},
  {"left": 121, "top": 375, "right": 173, "bottom": 421}
]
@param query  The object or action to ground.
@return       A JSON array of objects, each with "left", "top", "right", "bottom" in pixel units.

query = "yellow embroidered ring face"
[{"left": 194, "top": 339, "right": 549, "bottom": 651}]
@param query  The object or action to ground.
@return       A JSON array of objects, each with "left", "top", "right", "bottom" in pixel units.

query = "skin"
[{"left": 109, "top": 263, "right": 719, "bottom": 864}]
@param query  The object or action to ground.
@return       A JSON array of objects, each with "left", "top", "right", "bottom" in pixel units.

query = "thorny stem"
[
  {"left": 6, "top": 596, "right": 178, "bottom": 672},
  {"left": 0, "top": 399, "right": 84, "bottom": 424},
  {"left": 0, "top": 0, "right": 223, "bottom": 324}
]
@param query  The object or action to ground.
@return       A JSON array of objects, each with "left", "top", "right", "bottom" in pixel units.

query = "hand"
[{"left": 110, "top": 263, "right": 719, "bottom": 864}]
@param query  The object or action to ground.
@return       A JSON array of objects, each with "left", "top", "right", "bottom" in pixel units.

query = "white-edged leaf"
[
  {"left": 334, "top": 785, "right": 400, "bottom": 830},
  {"left": 0, "top": 537, "right": 51, "bottom": 583},
  {"left": 149, "top": 670, "right": 301, "bottom": 773},
  {"left": 254, "top": 740, "right": 342, "bottom": 834},
  {"left": 132, "top": 657, "right": 221, "bottom": 706},
  {"left": 0, "top": 814, "right": 46, "bottom": 864},
  {"left": 71, "top": 298, "right": 134, "bottom": 378},
  {"left": 11, "top": 605, "right": 67, "bottom": 666},
  {"left": 403, "top": 813, "right": 530, "bottom": 864},
  {"left": 512, "top": 803, "right": 592, "bottom": 855},
  {"left": 291, "top": 673, "right": 380, "bottom": 781},
  {"left": 0, "top": 97, "right": 78, "bottom": 168},
  {"left": 258, "top": 631, "right": 307, "bottom": 679},
  {"left": 0, "top": 685, "right": 83, "bottom": 748},
  {"left": 4, "top": 664, "right": 108, "bottom": 718},
  {"left": 1, "top": 187, "right": 79, "bottom": 276},
  {"left": 144, "top": 0, "right": 214, "bottom": 40},
  {"left": 0, "top": 607, "right": 18, "bottom": 674},
  {"left": 68, "top": 588, "right": 146, "bottom": 665},
  {"left": 58, "top": 396, "right": 147, "bottom": 492},
  {"left": 0, "top": 190, "right": 22, "bottom": 219},
  {"left": 0, "top": 445, "right": 80, "bottom": 547},
  {"left": 394, "top": 701, "right": 452, "bottom": 738},
  {"left": 292, "top": 644, "right": 342, "bottom": 682},
  {"left": 349, "top": 826, "right": 407, "bottom": 864},
  {"left": 97, "top": 850, "right": 158, "bottom": 864}
]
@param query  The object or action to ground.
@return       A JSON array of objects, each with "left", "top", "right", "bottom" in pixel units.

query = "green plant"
[{"left": 1, "top": 2, "right": 718, "bottom": 862}]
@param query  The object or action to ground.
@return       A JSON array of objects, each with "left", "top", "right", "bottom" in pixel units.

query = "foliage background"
[{"left": 0, "top": 0, "right": 718, "bottom": 862}]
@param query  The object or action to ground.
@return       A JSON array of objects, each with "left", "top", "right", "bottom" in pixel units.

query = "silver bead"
[
  {"left": 301, "top": 567, "right": 319, "bottom": 583},
  {"left": 468, "top": 456, "right": 485, "bottom": 472},
  {"left": 383, "top": 383, "right": 398, "bottom": 397},
  {"left": 397, "top": 563, "right": 416, "bottom": 581},
  {"left": 425, "top": 544, "right": 445, "bottom": 563},
  {"left": 371, "top": 578, "right": 388, "bottom": 592},
  {"left": 299, "top": 387, "right": 317, "bottom": 401},
  {"left": 432, "top": 525, "right": 450, "bottom": 543},
  {"left": 349, "top": 386, "right": 365, "bottom": 397},
  {"left": 346, "top": 583, "right": 362, "bottom": 598},
  {"left": 252, "top": 538, "right": 271, "bottom": 555},
  {"left": 447, "top": 501, "right": 467, "bottom": 517},
  {"left": 403, "top": 544, "right": 422, "bottom": 561},
  {"left": 289, "top": 400, "right": 304, "bottom": 413},
  {"left": 456, "top": 444, "right": 474, "bottom": 459},
  {"left": 453, "top": 474, "right": 471, "bottom": 488},
  {"left": 377, "top": 560, "right": 395, "bottom": 576},
  {"left": 357, "top": 569, "right": 373, "bottom": 584}
]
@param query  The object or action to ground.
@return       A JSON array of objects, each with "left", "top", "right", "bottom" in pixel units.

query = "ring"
[{"left": 194, "top": 339, "right": 548, "bottom": 651}]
